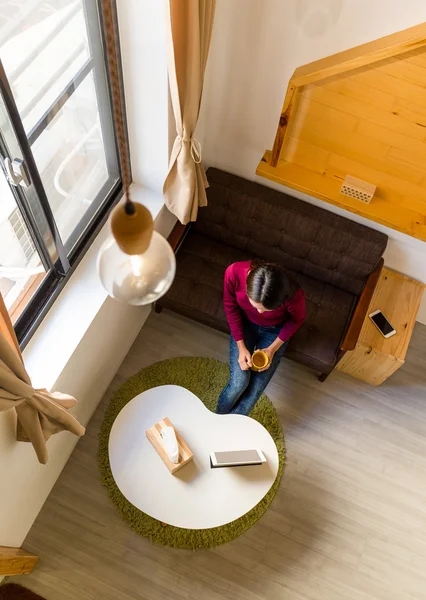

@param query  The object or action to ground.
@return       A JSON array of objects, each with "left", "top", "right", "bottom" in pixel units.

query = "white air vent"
[{"left": 340, "top": 175, "right": 376, "bottom": 204}]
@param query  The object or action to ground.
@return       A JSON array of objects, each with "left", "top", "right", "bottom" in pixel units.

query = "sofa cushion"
[
  {"left": 161, "top": 233, "right": 249, "bottom": 326},
  {"left": 192, "top": 168, "right": 388, "bottom": 296},
  {"left": 285, "top": 273, "right": 355, "bottom": 370},
  {"left": 161, "top": 232, "right": 356, "bottom": 370}
]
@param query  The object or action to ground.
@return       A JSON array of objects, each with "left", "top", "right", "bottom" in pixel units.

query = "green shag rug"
[{"left": 98, "top": 356, "right": 285, "bottom": 549}]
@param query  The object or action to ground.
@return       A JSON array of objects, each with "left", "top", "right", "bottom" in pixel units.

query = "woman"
[{"left": 216, "top": 260, "right": 306, "bottom": 416}]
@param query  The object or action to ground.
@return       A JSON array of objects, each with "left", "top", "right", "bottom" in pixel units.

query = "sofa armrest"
[
  {"left": 340, "top": 258, "right": 384, "bottom": 352},
  {"left": 155, "top": 222, "right": 191, "bottom": 315},
  {"left": 168, "top": 222, "right": 191, "bottom": 253}
]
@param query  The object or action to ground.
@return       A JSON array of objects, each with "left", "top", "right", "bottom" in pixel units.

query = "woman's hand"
[
  {"left": 258, "top": 337, "right": 286, "bottom": 372},
  {"left": 258, "top": 346, "right": 276, "bottom": 372},
  {"left": 237, "top": 343, "right": 252, "bottom": 371}
]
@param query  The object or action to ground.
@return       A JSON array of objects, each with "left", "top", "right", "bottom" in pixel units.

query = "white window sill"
[{"left": 23, "top": 184, "right": 166, "bottom": 390}]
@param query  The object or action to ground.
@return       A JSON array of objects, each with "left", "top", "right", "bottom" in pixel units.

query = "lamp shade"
[{"left": 97, "top": 231, "right": 176, "bottom": 306}]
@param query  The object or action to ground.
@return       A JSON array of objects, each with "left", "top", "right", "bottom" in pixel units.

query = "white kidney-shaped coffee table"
[{"left": 109, "top": 385, "right": 279, "bottom": 529}]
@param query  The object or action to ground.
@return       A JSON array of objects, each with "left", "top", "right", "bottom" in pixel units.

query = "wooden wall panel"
[
  {"left": 257, "top": 23, "right": 426, "bottom": 242},
  {"left": 303, "top": 84, "right": 426, "bottom": 141}
]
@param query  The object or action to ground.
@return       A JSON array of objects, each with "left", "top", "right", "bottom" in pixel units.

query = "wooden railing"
[{"left": 0, "top": 547, "right": 38, "bottom": 576}]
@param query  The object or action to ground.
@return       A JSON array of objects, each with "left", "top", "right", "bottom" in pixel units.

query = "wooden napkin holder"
[{"left": 146, "top": 417, "right": 193, "bottom": 474}]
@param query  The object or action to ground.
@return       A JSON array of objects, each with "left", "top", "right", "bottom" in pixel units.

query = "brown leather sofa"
[{"left": 158, "top": 168, "right": 388, "bottom": 380}]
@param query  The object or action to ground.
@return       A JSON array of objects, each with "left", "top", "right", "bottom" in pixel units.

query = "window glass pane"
[
  {"left": 0, "top": 0, "right": 119, "bottom": 252},
  {"left": 32, "top": 71, "right": 110, "bottom": 244},
  {"left": 0, "top": 0, "right": 90, "bottom": 133},
  {"left": 0, "top": 169, "right": 46, "bottom": 323},
  {"left": 0, "top": 0, "right": 120, "bottom": 340},
  {"left": 0, "top": 74, "right": 60, "bottom": 266}
]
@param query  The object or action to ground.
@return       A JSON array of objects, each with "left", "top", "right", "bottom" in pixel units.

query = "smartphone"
[
  {"left": 210, "top": 449, "right": 267, "bottom": 468},
  {"left": 369, "top": 310, "right": 396, "bottom": 338}
]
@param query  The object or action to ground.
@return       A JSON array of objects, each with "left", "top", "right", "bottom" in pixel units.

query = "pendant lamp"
[{"left": 97, "top": 0, "right": 175, "bottom": 305}]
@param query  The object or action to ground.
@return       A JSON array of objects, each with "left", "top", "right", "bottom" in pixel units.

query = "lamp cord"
[{"left": 100, "top": 0, "right": 133, "bottom": 213}]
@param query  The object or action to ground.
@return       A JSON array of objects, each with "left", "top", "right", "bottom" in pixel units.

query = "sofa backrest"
[{"left": 193, "top": 168, "right": 388, "bottom": 296}]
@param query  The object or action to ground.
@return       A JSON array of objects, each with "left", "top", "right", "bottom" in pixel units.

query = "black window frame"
[{"left": 0, "top": 0, "right": 128, "bottom": 348}]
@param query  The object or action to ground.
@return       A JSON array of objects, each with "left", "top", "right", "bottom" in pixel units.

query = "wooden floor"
[{"left": 11, "top": 311, "right": 426, "bottom": 600}]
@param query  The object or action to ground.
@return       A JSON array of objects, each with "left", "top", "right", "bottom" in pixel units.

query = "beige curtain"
[
  {"left": 0, "top": 295, "right": 85, "bottom": 464},
  {"left": 163, "top": 0, "right": 216, "bottom": 225}
]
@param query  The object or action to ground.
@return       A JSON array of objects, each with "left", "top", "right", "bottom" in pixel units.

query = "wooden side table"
[{"left": 337, "top": 268, "right": 424, "bottom": 385}]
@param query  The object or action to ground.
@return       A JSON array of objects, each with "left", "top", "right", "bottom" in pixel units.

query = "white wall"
[
  {"left": 199, "top": 0, "right": 426, "bottom": 323},
  {"left": 117, "top": 0, "right": 169, "bottom": 194},
  {"left": 0, "top": 298, "right": 149, "bottom": 547}
]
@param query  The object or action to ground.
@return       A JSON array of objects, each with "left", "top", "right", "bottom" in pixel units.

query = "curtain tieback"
[{"left": 178, "top": 135, "right": 202, "bottom": 164}]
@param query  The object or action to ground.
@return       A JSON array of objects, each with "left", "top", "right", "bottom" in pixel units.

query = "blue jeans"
[{"left": 216, "top": 319, "right": 288, "bottom": 416}]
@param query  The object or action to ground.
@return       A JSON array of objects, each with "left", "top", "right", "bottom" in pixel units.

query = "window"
[{"left": 0, "top": 0, "right": 122, "bottom": 344}]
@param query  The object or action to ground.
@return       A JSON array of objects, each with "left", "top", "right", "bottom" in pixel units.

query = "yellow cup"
[{"left": 251, "top": 350, "right": 269, "bottom": 371}]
